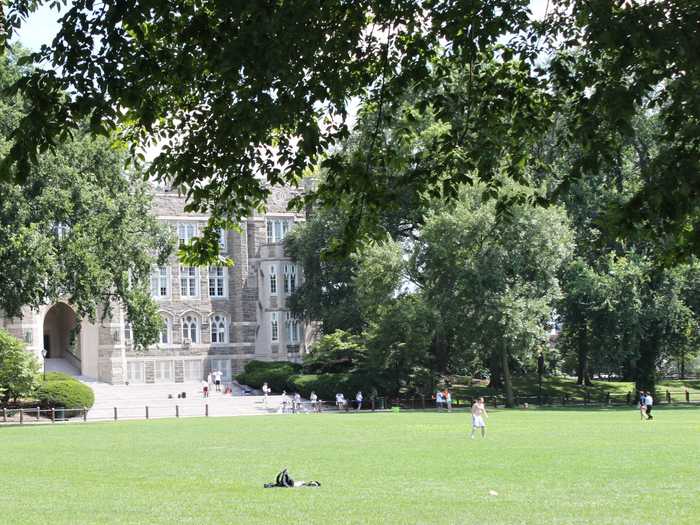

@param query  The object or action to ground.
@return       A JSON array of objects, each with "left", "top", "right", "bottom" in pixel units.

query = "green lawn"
[{"left": 1, "top": 408, "right": 699, "bottom": 524}]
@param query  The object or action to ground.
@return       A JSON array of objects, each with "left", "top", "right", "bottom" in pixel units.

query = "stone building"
[{"left": 0, "top": 184, "right": 311, "bottom": 385}]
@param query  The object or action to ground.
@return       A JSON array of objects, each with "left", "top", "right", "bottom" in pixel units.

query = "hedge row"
[
  {"left": 236, "top": 361, "right": 302, "bottom": 392},
  {"left": 236, "top": 360, "right": 381, "bottom": 400},
  {"left": 36, "top": 375, "right": 95, "bottom": 410}
]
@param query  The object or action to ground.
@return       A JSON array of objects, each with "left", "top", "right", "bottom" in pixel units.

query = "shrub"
[
  {"left": 44, "top": 371, "right": 75, "bottom": 382},
  {"left": 0, "top": 329, "right": 40, "bottom": 404},
  {"left": 36, "top": 379, "right": 95, "bottom": 410},
  {"left": 288, "top": 372, "right": 382, "bottom": 401},
  {"left": 236, "top": 360, "right": 302, "bottom": 393}
]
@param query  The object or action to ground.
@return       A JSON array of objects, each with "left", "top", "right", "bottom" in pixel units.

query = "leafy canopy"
[
  {"left": 4, "top": 1, "right": 698, "bottom": 261},
  {"left": 0, "top": 51, "right": 173, "bottom": 349}
]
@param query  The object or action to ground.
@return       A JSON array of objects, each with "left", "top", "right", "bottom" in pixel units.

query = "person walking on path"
[
  {"left": 445, "top": 390, "right": 452, "bottom": 412},
  {"left": 213, "top": 369, "right": 223, "bottom": 392},
  {"left": 201, "top": 379, "right": 209, "bottom": 398},
  {"left": 207, "top": 372, "right": 213, "bottom": 390},
  {"left": 470, "top": 397, "right": 488, "bottom": 439},
  {"left": 310, "top": 391, "right": 319, "bottom": 412},
  {"left": 356, "top": 391, "right": 363, "bottom": 411},
  {"left": 262, "top": 382, "right": 271, "bottom": 407},
  {"left": 644, "top": 391, "right": 654, "bottom": 419},
  {"left": 639, "top": 391, "right": 647, "bottom": 420}
]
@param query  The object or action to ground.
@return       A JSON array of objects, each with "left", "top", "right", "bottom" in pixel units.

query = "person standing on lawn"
[
  {"left": 470, "top": 397, "right": 488, "bottom": 438},
  {"left": 639, "top": 391, "right": 647, "bottom": 420},
  {"left": 644, "top": 391, "right": 654, "bottom": 419}
]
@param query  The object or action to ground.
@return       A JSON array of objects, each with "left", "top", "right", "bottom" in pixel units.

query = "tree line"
[{"left": 286, "top": 98, "right": 700, "bottom": 405}]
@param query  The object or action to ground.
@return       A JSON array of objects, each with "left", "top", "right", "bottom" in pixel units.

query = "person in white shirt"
[
  {"left": 262, "top": 382, "right": 270, "bottom": 407},
  {"left": 310, "top": 391, "right": 319, "bottom": 412},
  {"left": 280, "top": 391, "right": 290, "bottom": 413},
  {"left": 644, "top": 391, "right": 654, "bottom": 419},
  {"left": 356, "top": 391, "right": 363, "bottom": 411},
  {"left": 213, "top": 370, "right": 223, "bottom": 391},
  {"left": 470, "top": 397, "right": 488, "bottom": 438},
  {"left": 293, "top": 392, "right": 302, "bottom": 413},
  {"left": 435, "top": 390, "right": 444, "bottom": 411},
  {"left": 336, "top": 393, "right": 346, "bottom": 410}
]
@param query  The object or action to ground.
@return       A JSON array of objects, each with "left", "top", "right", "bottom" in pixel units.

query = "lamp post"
[{"left": 41, "top": 348, "right": 48, "bottom": 381}]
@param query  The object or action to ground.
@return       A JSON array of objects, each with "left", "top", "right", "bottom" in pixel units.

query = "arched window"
[
  {"left": 210, "top": 314, "right": 227, "bottom": 344},
  {"left": 285, "top": 312, "right": 300, "bottom": 344},
  {"left": 181, "top": 315, "right": 199, "bottom": 344},
  {"left": 269, "top": 265, "right": 277, "bottom": 295}
]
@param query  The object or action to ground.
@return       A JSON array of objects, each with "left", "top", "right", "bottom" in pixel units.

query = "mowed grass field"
[{"left": 1, "top": 408, "right": 698, "bottom": 525}]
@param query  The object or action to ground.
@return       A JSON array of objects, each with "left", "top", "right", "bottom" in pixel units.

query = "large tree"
[
  {"left": 0, "top": 51, "right": 172, "bottom": 349},
  {"left": 2, "top": 1, "right": 697, "bottom": 261},
  {"left": 413, "top": 183, "right": 574, "bottom": 406}
]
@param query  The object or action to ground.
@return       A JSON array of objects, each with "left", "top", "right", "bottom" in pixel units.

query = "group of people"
[
  {"left": 200, "top": 370, "right": 224, "bottom": 398},
  {"left": 335, "top": 391, "right": 364, "bottom": 411},
  {"left": 278, "top": 390, "right": 322, "bottom": 413},
  {"left": 639, "top": 390, "right": 654, "bottom": 420},
  {"left": 435, "top": 389, "right": 453, "bottom": 411}
]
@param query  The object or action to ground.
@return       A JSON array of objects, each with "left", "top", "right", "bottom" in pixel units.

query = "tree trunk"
[
  {"left": 488, "top": 350, "right": 503, "bottom": 389},
  {"left": 430, "top": 325, "right": 450, "bottom": 374},
  {"left": 636, "top": 334, "right": 658, "bottom": 393},
  {"left": 680, "top": 349, "right": 686, "bottom": 379},
  {"left": 501, "top": 346, "right": 514, "bottom": 408},
  {"left": 576, "top": 335, "right": 592, "bottom": 386}
]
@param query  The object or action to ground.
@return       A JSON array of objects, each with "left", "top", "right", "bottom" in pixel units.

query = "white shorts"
[{"left": 472, "top": 415, "right": 485, "bottom": 428}]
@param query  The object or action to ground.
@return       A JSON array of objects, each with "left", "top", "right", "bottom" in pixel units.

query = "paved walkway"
[{"left": 44, "top": 358, "right": 283, "bottom": 420}]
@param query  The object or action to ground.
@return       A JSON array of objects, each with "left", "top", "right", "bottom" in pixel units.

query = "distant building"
[{"left": 0, "top": 185, "right": 311, "bottom": 384}]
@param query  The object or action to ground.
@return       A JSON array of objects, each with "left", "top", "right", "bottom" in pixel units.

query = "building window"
[
  {"left": 124, "top": 322, "right": 133, "bottom": 345},
  {"left": 178, "top": 223, "right": 196, "bottom": 246},
  {"left": 127, "top": 361, "right": 145, "bottom": 383},
  {"left": 184, "top": 360, "right": 203, "bottom": 382},
  {"left": 154, "top": 360, "right": 174, "bottom": 383},
  {"left": 180, "top": 266, "right": 198, "bottom": 297},
  {"left": 271, "top": 312, "right": 279, "bottom": 342},
  {"left": 158, "top": 316, "right": 172, "bottom": 345},
  {"left": 210, "top": 358, "right": 231, "bottom": 381},
  {"left": 151, "top": 266, "right": 169, "bottom": 298},
  {"left": 266, "top": 218, "right": 293, "bottom": 243},
  {"left": 181, "top": 315, "right": 199, "bottom": 344},
  {"left": 269, "top": 265, "right": 277, "bottom": 295},
  {"left": 208, "top": 266, "right": 226, "bottom": 297},
  {"left": 285, "top": 312, "right": 300, "bottom": 344},
  {"left": 210, "top": 314, "right": 227, "bottom": 344},
  {"left": 217, "top": 228, "right": 227, "bottom": 251},
  {"left": 284, "top": 264, "right": 297, "bottom": 295}
]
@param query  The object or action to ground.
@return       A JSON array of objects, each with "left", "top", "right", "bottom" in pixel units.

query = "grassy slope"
[
  {"left": 1, "top": 409, "right": 698, "bottom": 525},
  {"left": 450, "top": 376, "right": 700, "bottom": 401}
]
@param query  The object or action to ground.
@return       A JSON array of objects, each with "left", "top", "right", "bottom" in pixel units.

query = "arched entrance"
[{"left": 43, "top": 303, "right": 81, "bottom": 367}]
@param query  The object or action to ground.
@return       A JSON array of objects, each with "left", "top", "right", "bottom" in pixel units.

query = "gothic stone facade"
[{"left": 0, "top": 185, "right": 310, "bottom": 385}]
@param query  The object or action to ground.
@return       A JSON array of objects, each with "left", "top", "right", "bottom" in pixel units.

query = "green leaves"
[{"left": 0, "top": 329, "right": 40, "bottom": 404}]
